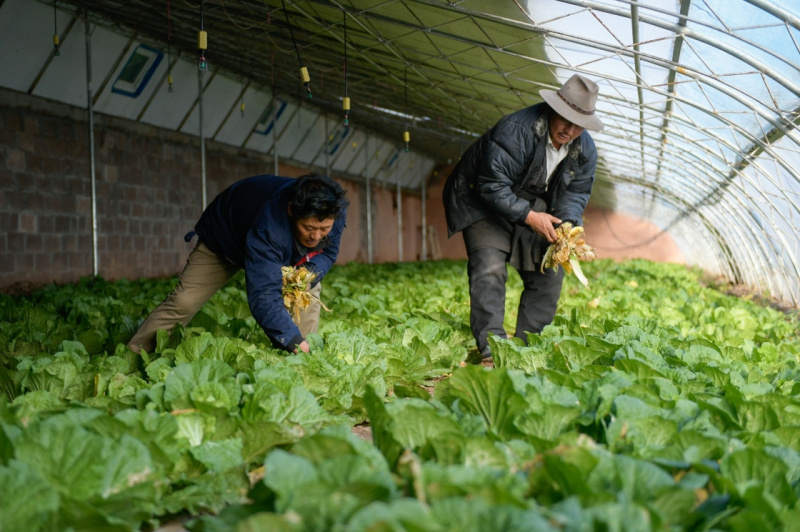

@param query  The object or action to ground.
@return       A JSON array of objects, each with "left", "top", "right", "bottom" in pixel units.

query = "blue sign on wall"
[
  {"left": 111, "top": 44, "right": 163, "bottom": 98},
  {"left": 254, "top": 100, "right": 288, "bottom": 135}
]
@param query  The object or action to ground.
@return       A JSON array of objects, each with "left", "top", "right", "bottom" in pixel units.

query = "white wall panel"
[
  {"left": 180, "top": 72, "right": 241, "bottom": 138},
  {"left": 277, "top": 104, "right": 317, "bottom": 159},
  {"left": 332, "top": 129, "right": 367, "bottom": 174},
  {"left": 243, "top": 97, "right": 289, "bottom": 153},
  {"left": 292, "top": 113, "right": 327, "bottom": 164},
  {"left": 94, "top": 40, "right": 166, "bottom": 120},
  {"left": 139, "top": 58, "right": 198, "bottom": 130},
  {"left": 34, "top": 22, "right": 121, "bottom": 109},
  {"left": 0, "top": 0, "right": 67, "bottom": 92},
  {"left": 310, "top": 118, "right": 349, "bottom": 169},
  {"left": 368, "top": 139, "right": 396, "bottom": 182},
  {"left": 214, "top": 85, "right": 272, "bottom": 147}
]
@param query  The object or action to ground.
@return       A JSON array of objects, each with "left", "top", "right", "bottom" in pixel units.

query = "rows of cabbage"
[{"left": 0, "top": 259, "right": 797, "bottom": 531}]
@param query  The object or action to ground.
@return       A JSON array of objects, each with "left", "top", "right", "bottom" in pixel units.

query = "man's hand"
[
  {"left": 295, "top": 340, "right": 310, "bottom": 354},
  {"left": 524, "top": 210, "right": 562, "bottom": 242}
]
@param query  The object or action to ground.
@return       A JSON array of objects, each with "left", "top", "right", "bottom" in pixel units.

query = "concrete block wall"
[{"left": 0, "top": 88, "right": 459, "bottom": 291}]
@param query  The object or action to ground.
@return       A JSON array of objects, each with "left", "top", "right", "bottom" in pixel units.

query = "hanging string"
[
  {"left": 52, "top": 1, "right": 60, "bottom": 56},
  {"left": 239, "top": 57, "right": 246, "bottom": 116},
  {"left": 403, "top": 67, "right": 410, "bottom": 152},
  {"left": 167, "top": 0, "right": 174, "bottom": 90},
  {"left": 281, "top": 0, "right": 311, "bottom": 98},
  {"left": 198, "top": 0, "right": 208, "bottom": 70},
  {"left": 342, "top": 10, "right": 350, "bottom": 126}
]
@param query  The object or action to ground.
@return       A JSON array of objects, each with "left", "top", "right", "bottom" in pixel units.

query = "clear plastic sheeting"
[
  {"left": 528, "top": 0, "right": 800, "bottom": 305},
  {"left": 27, "top": 0, "right": 800, "bottom": 304}
]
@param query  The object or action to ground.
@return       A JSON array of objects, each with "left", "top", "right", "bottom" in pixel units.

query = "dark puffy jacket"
[
  {"left": 195, "top": 175, "right": 345, "bottom": 350},
  {"left": 443, "top": 103, "right": 597, "bottom": 236}
]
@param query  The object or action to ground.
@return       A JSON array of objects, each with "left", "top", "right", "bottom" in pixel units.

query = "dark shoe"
[{"left": 465, "top": 347, "right": 493, "bottom": 366}]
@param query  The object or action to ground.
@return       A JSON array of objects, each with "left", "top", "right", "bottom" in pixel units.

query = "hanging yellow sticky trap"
[
  {"left": 343, "top": 96, "right": 351, "bottom": 126},
  {"left": 53, "top": 34, "right": 60, "bottom": 55},
  {"left": 198, "top": 30, "right": 208, "bottom": 70},
  {"left": 167, "top": 73, "right": 174, "bottom": 92},
  {"left": 299, "top": 66, "right": 312, "bottom": 98},
  {"left": 403, "top": 130, "right": 410, "bottom": 152},
  {"left": 240, "top": 101, "right": 245, "bottom": 116}
]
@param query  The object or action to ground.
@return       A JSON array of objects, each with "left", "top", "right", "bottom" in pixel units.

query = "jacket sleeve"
[
  {"left": 305, "top": 211, "right": 346, "bottom": 285},
  {"left": 475, "top": 119, "right": 535, "bottom": 224},
  {"left": 244, "top": 227, "right": 303, "bottom": 351},
  {"left": 552, "top": 136, "right": 597, "bottom": 227}
]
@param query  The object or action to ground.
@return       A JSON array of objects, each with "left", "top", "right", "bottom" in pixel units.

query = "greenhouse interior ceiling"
[{"left": 25, "top": 0, "right": 800, "bottom": 306}]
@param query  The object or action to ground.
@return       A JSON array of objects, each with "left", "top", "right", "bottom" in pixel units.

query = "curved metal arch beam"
[
  {"left": 630, "top": 0, "right": 645, "bottom": 178},
  {"left": 556, "top": 0, "right": 800, "bottom": 97},
  {"left": 600, "top": 142, "right": 800, "bottom": 298},
  {"left": 575, "top": 0, "right": 800, "bottom": 73},
  {"left": 282, "top": 0, "right": 470, "bottom": 128},
  {"left": 608, "top": 185, "right": 732, "bottom": 279},
  {"left": 655, "top": 0, "right": 691, "bottom": 187},
  {"left": 593, "top": 91, "right": 800, "bottom": 219},
  {"left": 592, "top": 136, "right": 800, "bottom": 290},
  {"left": 728, "top": 102, "right": 800, "bottom": 177},
  {"left": 601, "top": 147, "right": 792, "bottom": 294},
  {"left": 540, "top": 34, "right": 800, "bottom": 151},
  {"left": 744, "top": 0, "right": 800, "bottom": 32},
  {"left": 611, "top": 175, "right": 780, "bottom": 298},
  {"left": 603, "top": 151, "right": 793, "bottom": 293},
  {"left": 294, "top": 0, "right": 800, "bottom": 193},
  {"left": 605, "top": 174, "right": 744, "bottom": 282},
  {"left": 318, "top": 1, "right": 800, "bottom": 185},
  {"left": 610, "top": 187, "right": 734, "bottom": 285},
  {"left": 402, "top": 0, "right": 799, "bottom": 145},
  {"left": 600, "top": 115, "right": 800, "bottom": 227},
  {"left": 396, "top": 1, "right": 532, "bottom": 111},
  {"left": 293, "top": 0, "right": 545, "bottom": 124},
  {"left": 415, "top": 0, "right": 800, "bottom": 91}
]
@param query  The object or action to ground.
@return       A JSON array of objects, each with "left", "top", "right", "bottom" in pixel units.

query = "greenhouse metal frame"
[{"left": 24, "top": 0, "right": 800, "bottom": 305}]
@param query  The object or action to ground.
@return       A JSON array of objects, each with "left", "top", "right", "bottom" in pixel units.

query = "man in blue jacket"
[
  {"left": 128, "top": 173, "right": 348, "bottom": 354},
  {"left": 443, "top": 74, "right": 603, "bottom": 360}
]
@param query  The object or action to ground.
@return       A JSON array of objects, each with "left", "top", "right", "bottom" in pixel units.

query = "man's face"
[
  {"left": 293, "top": 216, "right": 335, "bottom": 248},
  {"left": 549, "top": 113, "right": 584, "bottom": 149}
]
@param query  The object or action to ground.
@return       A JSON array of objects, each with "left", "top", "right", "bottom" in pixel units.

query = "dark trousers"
[{"left": 464, "top": 234, "right": 564, "bottom": 356}]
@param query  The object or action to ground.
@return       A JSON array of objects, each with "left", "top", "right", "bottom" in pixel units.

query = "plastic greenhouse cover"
[{"left": 526, "top": 0, "right": 799, "bottom": 304}]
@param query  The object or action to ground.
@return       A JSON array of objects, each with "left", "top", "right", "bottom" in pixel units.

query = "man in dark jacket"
[
  {"left": 128, "top": 173, "right": 348, "bottom": 354},
  {"left": 443, "top": 74, "right": 603, "bottom": 360}
]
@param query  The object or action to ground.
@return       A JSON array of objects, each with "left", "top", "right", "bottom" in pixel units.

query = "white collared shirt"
[{"left": 545, "top": 135, "right": 571, "bottom": 185}]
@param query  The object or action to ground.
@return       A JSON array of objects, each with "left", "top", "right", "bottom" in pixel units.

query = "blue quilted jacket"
[
  {"left": 195, "top": 175, "right": 345, "bottom": 350},
  {"left": 443, "top": 103, "right": 597, "bottom": 236}
]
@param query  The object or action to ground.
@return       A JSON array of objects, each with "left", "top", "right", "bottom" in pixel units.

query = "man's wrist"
[{"left": 285, "top": 333, "right": 304, "bottom": 352}]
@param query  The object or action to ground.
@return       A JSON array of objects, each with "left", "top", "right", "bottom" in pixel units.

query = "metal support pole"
[
  {"left": 396, "top": 175, "right": 403, "bottom": 262},
  {"left": 324, "top": 114, "right": 330, "bottom": 176},
  {"left": 365, "top": 135, "right": 373, "bottom": 264},
  {"left": 421, "top": 174, "right": 427, "bottom": 261},
  {"left": 273, "top": 104, "right": 279, "bottom": 175},
  {"left": 198, "top": 67, "right": 207, "bottom": 209},
  {"left": 85, "top": 12, "right": 98, "bottom": 276}
]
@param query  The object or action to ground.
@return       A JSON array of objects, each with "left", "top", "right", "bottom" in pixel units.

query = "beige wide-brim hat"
[{"left": 540, "top": 74, "right": 604, "bottom": 131}]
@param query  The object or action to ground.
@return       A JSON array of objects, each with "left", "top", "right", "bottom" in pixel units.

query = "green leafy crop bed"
[{"left": 0, "top": 259, "right": 798, "bottom": 531}]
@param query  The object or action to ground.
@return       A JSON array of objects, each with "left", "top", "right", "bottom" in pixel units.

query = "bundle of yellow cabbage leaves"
[
  {"left": 540, "top": 222, "right": 596, "bottom": 287},
  {"left": 281, "top": 266, "right": 328, "bottom": 320}
]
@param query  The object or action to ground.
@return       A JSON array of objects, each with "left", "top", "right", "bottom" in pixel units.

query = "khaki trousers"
[{"left": 127, "top": 242, "right": 322, "bottom": 353}]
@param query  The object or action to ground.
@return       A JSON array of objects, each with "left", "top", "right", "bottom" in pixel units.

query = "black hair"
[{"left": 288, "top": 174, "right": 349, "bottom": 220}]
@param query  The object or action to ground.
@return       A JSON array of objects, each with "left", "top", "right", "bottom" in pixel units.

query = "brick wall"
[
  {"left": 0, "top": 88, "right": 454, "bottom": 290},
  {"left": 0, "top": 86, "right": 684, "bottom": 291}
]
